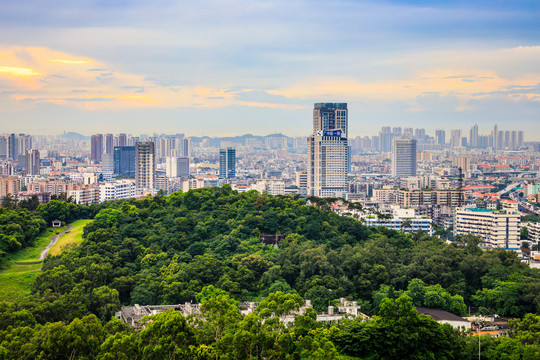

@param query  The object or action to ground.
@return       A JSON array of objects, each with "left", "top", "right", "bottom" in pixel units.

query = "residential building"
[
  {"left": 0, "top": 176, "right": 21, "bottom": 198},
  {"left": 454, "top": 208, "right": 520, "bottom": 249},
  {"left": 25, "top": 149, "right": 40, "bottom": 175},
  {"left": 91, "top": 134, "right": 103, "bottom": 162},
  {"left": 105, "top": 134, "right": 114, "bottom": 155},
  {"left": 135, "top": 141, "right": 156, "bottom": 191},
  {"left": 391, "top": 137, "right": 416, "bottom": 177},
  {"left": 100, "top": 180, "right": 137, "bottom": 202}
]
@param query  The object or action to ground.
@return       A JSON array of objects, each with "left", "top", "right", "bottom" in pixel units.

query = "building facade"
[
  {"left": 219, "top": 147, "right": 236, "bottom": 179},
  {"left": 114, "top": 146, "right": 135, "bottom": 177},
  {"left": 135, "top": 142, "right": 156, "bottom": 191},
  {"left": 454, "top": 208, "right": 520, "bottom": 249},
  {"left": 391, "top": 137, "right": 416, "bottom": 177},
  {"left": 307, "top": 103, "right": 348, "bottom": 198}
]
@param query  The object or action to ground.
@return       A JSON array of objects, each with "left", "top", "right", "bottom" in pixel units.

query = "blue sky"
[{"left": 1, "top": 0, "right": 539, "bottom": 139}]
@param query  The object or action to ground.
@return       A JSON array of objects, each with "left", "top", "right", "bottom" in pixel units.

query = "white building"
[
  {"left": 166, "top": 156, "right": 190, "bottom": 178},
  {"left": 525, "top": 222, "right": 540, "bottom": 244},
  {"left": 362, "top": 215, "right": 433, "bottom": 235},
  {"left": 391, "top": 137, "right": 416, "bottom": 177},
  {"left": 307, "top": 103, "right": 348, "bottom": 198},
  {"left": 253, "top": 180, "right": 286, "bottom": 195},
  {"left": 454, "top": 208, "right": 520, "bottom": 249},
  {"left": 100, "top": 180, "right": 136, "bottom": 203}
]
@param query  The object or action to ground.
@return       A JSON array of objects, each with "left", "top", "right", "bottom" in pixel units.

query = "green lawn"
[
  {"left": 49, "top": 219, "right": 92, "bottom": 256},
  {"left": 0, "top": 221, "right": 91, "bottom": 303}
]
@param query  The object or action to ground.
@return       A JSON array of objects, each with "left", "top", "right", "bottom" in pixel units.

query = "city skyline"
[{"left": 1, "top": 1, "right": 540, "bottom": 138}]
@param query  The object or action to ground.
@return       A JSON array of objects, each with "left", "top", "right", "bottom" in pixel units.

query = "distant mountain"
[{"left": 61, "top": 132, "right": 89, "bottom": 141}]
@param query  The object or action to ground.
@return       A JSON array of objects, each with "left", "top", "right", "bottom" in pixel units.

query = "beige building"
[
  {"left": 454, "top": 208, "right": 520, "bottom": 249},
  {"left": 0, "top": 176, "right": 21, "bottom": 198}
]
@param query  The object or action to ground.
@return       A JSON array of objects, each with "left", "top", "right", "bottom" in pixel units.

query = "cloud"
[{"left": 416, "top": 92, "right": 460, "bottom": 111}]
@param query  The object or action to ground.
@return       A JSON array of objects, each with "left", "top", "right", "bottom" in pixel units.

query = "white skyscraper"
[
  {"left": 391, "top": 137, "right": 416, "bottom": 177},
  {"left": 307, "top": 103, "right": 348, "bottom": 198}
]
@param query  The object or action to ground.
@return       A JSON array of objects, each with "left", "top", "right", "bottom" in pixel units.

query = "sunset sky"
[{"left": 1, "top": 0, "right": 540, "bottom": 138}]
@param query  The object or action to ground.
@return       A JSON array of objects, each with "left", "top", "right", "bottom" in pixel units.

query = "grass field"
[
  {"left": 49, "top": 219, "right": 91, "bottom": 256},
  {"left": 0, "top": 227, "right": 65, "bottom": 302},
  {"left": 0, "top": 220, "right": 91, "bottom": 303}
]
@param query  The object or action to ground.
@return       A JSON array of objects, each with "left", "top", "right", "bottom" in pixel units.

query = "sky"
[{"left": 1, "top": 0, "right": 540, "bottom": 139}]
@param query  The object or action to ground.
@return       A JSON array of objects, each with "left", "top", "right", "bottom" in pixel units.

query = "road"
[{"left": 39, "top": 225, "right": 73, "bottom": 260}]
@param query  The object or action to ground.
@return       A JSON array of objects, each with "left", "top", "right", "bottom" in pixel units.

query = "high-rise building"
[
  {"left": 391, "top": 137, "right": 416, "bottom": 177},
  {"left": 166, "top": 156, "right": 190, "bottom": 178},
  {"left": 450, "top": 130, "right": 462, "bottom": 148},
  {"left": 113, "top": 146, "right": 135, "bottom": 176},
  {"left": 469, "top": 124, "right": 478, "bottom": 148},
  {"left": 7, "top": 134, "right": 17, "bottom": 161},
  {"left": 182, "top": 138, "right": 191, "bottom": 158},
  {"left": 219, "top": 147, "right": 236, "bottom": 179},
  {"left": 91, "top": 134, "right": 103, "bottom": 162},
  {"left": 492, "top": 124, "right": 499, "bottom": 149},
  {"left": 435, "top": 129, "right": 446, "bottom": 145},
  {"left": 118, "top": 133, "right": 127, "bottom": 147},
  {"left": 313, "top": 103, "right": 348, "bottom": 137},
  {"left": 105, "top": 134, "right": 114, "bottom": 155},
  {"left": 135, "top": 142, "right": 156, "bottom": 191},
  {"left": 307, "top": 103, "right": 348, "bottom": 197},
  {"left": 25, "top": 149, "right": 40, "bottom": 175}
]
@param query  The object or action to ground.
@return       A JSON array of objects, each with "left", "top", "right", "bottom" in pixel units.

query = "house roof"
[{"left": 416, "top": 307, "right": 467, "bottom": 322}]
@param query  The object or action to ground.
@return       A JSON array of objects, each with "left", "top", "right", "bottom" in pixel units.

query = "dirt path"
[{"left": 39, "top": 225, "right": 73, "bottom": 260}]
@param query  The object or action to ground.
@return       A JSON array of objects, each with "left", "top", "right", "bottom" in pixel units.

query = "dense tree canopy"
[{"left": 1, "top": 186, "right": 540, "bottom": 358}]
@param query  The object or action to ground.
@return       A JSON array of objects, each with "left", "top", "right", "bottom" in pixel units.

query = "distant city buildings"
[{"left": 91, "top": 134, "right": 103, "bottom": 162}]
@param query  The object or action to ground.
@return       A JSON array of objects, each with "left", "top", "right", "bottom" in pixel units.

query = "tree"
[{"left": 138, "top": 309, "right": 196, "bottom": 360}]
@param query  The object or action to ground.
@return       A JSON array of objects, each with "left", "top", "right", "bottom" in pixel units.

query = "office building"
[
  {"left": 219, "top": 147, "right": 236, "bottom": 179},
  {"left": 307, "top": 103, "right": 348, "bottom": 197},
  {"left": 91, "top": 134, "right": 103, "bottom": 162},
  {"left": 313, "top": 103, "right": 348, "bottom": 137},
  {"left": 454, "top": 208, "right": 520, "bottom": 250},
  {"left": 25, "top": 149, "right": 40, "bottom": 175},
  {"left": 166, "top": 156, "right": 190, "bottom": 178},
  {"left": 135, "top": 142, "right": 156, "bottom": 191},
  {"left": 113, "top": 146, "right": 135, "bottom": 176},
  {"left": 7, "top": 134, "right": 17, "bottom": 161},
  {"left": 391, "top": 137, "right": 416, "bottom": 177}
]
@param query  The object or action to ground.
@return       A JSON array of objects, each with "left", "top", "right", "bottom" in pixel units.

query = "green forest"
[{"left": 1, "top": 186, "right": 540, "bottom": 359}]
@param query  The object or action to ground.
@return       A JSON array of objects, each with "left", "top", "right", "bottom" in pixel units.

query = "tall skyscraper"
[
  {"left": 91, "top": 134, "right": 103, "bottom": 162},
  {"left": 307, "top": 103, "right": 348, "bottom": 197},
  {"left": 450, "top": 130, "right": 462, "bottom": 148},
  {"left": 135, "top": 142, "right": 156, "bottom": 191},
  {"left": 7, "top": 133, "right": 17, "bottom": 161},
  {"left": 25, "top": 149, "right": 40, "bottom": 175},
  {"left": 118, "top": 133, "right": 127, "bottom": 147},
  {"left": 182, "top": 138, "right": 191, "bottom": 157},
  {"left": 313, "top": 103, "right": 348, "bottom": 137},
  {"left": 391, "top": 137, "right": 416, "bottom": 177},
  {"left": 219, "top": 147, "right": 236, "bottom": 179},
  {"left": 435, "top": 129, "right": 446, "bottom": 145},
  {"left": 469, "top": 124, "right": 479, "bottom": 148},
  {"left": 105, "top": 134, "right": 114, "bottom": 155},
  {"left": 113, "top": 146, "right": 135, "bottom": 176}
]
